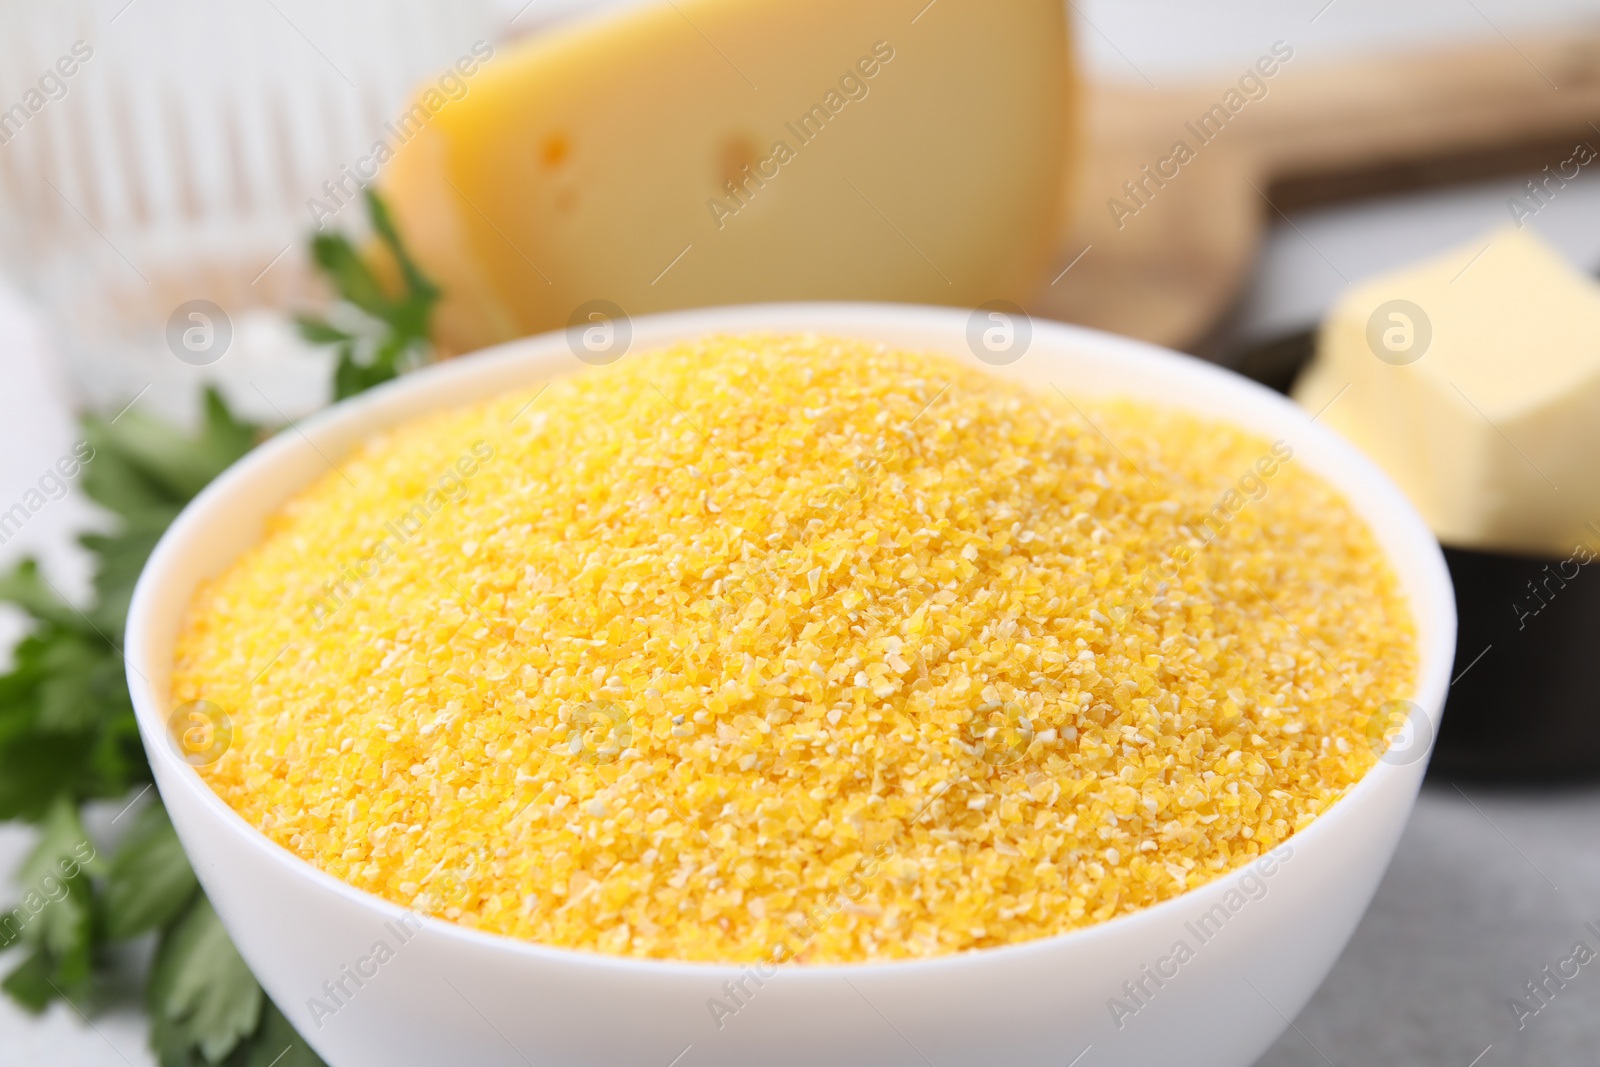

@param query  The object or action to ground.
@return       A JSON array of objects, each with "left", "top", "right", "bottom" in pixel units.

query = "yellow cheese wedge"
[
  {"left": 1295, "top": 226, "right": 1600, "bottom": 555},
  {"left": 382, "top": 0, "right": 1073, "bottom": 353}
]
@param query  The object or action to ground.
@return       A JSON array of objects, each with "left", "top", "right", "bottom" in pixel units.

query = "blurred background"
[{"left": 3, "top": 0, "right": 1599, "bottom": 1063}]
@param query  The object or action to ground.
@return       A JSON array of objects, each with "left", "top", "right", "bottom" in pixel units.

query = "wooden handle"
[
  {"left": 1257, "top": 32, "right": 1600, "bottom": 205},
  {"left": 1037, "top": 29, "right": 1600, "bottom": 352},
  {"left": 1092, "top": 31, "right": 1600, "bottom": 207}
]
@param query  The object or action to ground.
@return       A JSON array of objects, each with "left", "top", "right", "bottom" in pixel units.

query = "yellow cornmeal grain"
[{"left": 171, "top": 333, "right": 1416, "bottom": 963}]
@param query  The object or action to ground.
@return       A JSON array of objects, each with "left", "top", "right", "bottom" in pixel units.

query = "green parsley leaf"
[
  {"left": 236, "top": 999, "right": 326, "bottom": 1067},
  {"left": 34, "top": 637, "right": 119, "bottom": 733},
  {"left": 0, "top": 949, "right": 55, "bottom": 1011},
  {"left": 295, "top": 319, "right": 351, "bottom": 345},
  {"left": 0, "top": 623, "right": 145, "bottom": 821},
  {"left": 0, "top": 725, "right": 99, "bottom": 822},
  {"left": 82, "top": 388, "right": 257, "bottom": 508},
  {"left": 0, "top": 797, "right": 98, "bottom": 1003},
  {"left": 0, "top": 560, "right": 90, "bottom": 634},
  {"left": 148, "top": 895, "right": 263, "bottom": 1066},
  {"left": 78, "top": 388, "right": 258, "bottom": 634},
  {"left": 298, "top": 188, "right": 439, "bottom": 401},
  {"left": 103, "top": 803, "right": 199, "bottom": 942}
]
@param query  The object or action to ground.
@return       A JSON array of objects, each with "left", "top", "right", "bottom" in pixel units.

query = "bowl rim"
[{"left": 125, "top": 300, "right": 1458, "bottom": 979}]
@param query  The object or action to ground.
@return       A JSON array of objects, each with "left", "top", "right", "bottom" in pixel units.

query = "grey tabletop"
[{"left": 1255, "top": 781, "right": 1600, "bottom": 1067}]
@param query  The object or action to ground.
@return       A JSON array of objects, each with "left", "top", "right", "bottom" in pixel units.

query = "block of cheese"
[
  {"left": 381, "top": 0, "right": 1074, "bottom": 354},
  {"left": 1295, "top": 226, "right": 1600, "bottom": 555}
]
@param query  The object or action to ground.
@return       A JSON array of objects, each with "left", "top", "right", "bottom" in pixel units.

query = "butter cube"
[{"left": 1295, "top": 226, "right": 1600, "bottom": 555}]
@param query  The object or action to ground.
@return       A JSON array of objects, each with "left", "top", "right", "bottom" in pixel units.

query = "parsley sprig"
[
  {"left": 0, "top": 190, "right": 437, "bottom": 1065},
  {"left": 298, "top": 189, "right": 439, "bottom": 401}
]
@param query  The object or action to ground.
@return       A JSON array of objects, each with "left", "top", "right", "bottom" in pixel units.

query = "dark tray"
[{"left": 1234, "top": 330, "right": 1600, "bottom": 781}]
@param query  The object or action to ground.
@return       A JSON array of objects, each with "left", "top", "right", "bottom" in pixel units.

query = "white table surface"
[{"left": 5, "top": 1, "right": 1600, "bottom": 1064}]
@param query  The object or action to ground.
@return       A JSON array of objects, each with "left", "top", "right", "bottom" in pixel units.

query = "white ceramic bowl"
[{"left": 126, "top": 303, "right": 1456, "bottom": 1067}]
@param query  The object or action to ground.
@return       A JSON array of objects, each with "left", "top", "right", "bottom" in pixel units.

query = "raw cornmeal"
[{"left": 171, "top": 334, "right": 1417, "bottom": 963}]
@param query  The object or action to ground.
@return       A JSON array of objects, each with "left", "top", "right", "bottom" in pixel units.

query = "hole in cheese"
[
  {"left": 540, "top": 133, "right": 571, "bottom": 169},
  {"left": 717, "top": 133, "right": 760, "bottom": 193}
]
